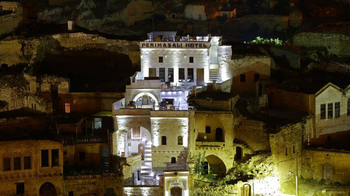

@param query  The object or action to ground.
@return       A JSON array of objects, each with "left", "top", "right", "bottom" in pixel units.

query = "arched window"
[
  {"left": 161, "top": 136, "right": 167, "bottom": 145},
  {"left": 178, "top": 136, "right": 183, "bottom": 145},
  {"left": 205, "top": 126, "right": 211, "bottom": 133},
  {"left": 171, "top": 157, "right": 176, "bottom": 163},
  {"left": 323, "top": 163, "right": 333, "bottom": 180}
]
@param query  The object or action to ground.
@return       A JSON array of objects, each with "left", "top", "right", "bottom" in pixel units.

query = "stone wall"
[
  {"left": 301, "top": 149, "right": 350, "bottom": 184},
  {"left": 293, "top": 32, "right": 350, "bottom": 59},
  {"left": 234, "top": 118, "right": 270, "bottom": 152},
  {"left": 0, "top": 12, "right": 22, "bottom": 37},
  {"left": 64, "top": 174, "right": 124, "bottom": 196},
  {"left": 123, "top": 186, "right": 163, "bottom": 196},
  {"left": 0, "top": 140, "right": 63, "bottom": 196}
]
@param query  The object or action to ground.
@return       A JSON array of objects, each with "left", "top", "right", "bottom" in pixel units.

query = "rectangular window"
[
  {"left": 24, "top": 157, "right": 31, "bottom": 169},
  {"left": 328, "top": 103, "right": 333, "bottom": 119},
  {"left": 159, "top": 68, "right": 165, "bottom": 82},
  {"left": 168, "top": 68, "right": 174, "bottom": 82},
  {"left": 52, "top": 149, "right": 59, "bottom": 167},
  {"left": 69, "top": 191, "right": 74, "bottom": 196},
  {"left": 159, "top": 56, "right": 163, "bottom": 63},
  {"left": 198, "top": 14, "right": 202, "bottom": 20},
  {"left": 41, "top": 150, "right": 49, "bottom": 167},
  {"left": 94, "top": 118, "right": 102, "bottom": 129},
  {"left": 321, "top": 104, "right": 326, "bottom": 119},
  {"left": 14, "top": 157, "right": 21, "bottom": 170},
  {"left": 65, "top": 103, "right": 70, "bottom": 113},
  {"left": 254, "top": 74, "right": 260, "bottom": 82},
  {"left": 335, "top": 102, "right": 340, "bottom": 118},
  {"left": 179, "top": 68, "right": 185, "bottom": 82},
  {"left": 240, "top": 74, "right": 246, "bottom": 82},
  {"left": 16, "top": 183, "right": 24, "bottom": 195},
  {"left": 187, "top": 68, "right": 194, "bottom": 82},
  {"left": 3, "top": 158, "right": 10, "bottom": 171},
  {"left": 293, "top": 146, "right": 295, "bottom": 154},
  {"left": 189, "top": 57, "right": 194, "bottom": 63},
  {"left": 285, "top": 148, "right": 288, "bottom": 156},
  {"left": 79, "top": 152, "right": 86, "bottom": 162}
]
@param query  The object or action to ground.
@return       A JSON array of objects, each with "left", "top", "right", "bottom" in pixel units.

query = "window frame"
[
  {"left": 328, "top": 103, "right": 333, "bottom": 119},
  {"left": 41, "top": 150, "right": 49, "bottom": 167},
  {"left": 161, "top": 136, "right": 167, "bottom": 145},
  {"left": 189, "top": 57, "right": 194, "bottom": 63},
  {"left": 158, "top": 56, "right": 163, "bottom": 63},
  {"left": 320, "top": 104, "right": 326, "bottom": 119},
  {"left": 335, "top": 102, "right": 340, "bottom": 118}
]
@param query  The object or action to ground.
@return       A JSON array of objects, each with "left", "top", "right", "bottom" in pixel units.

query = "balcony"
[{"left": 195, "top": 141, "right": 225, "bottom": 151}]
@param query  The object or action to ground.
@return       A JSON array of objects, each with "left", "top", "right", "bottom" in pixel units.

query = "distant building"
[
  {"left": 219, "top": 6, "right": 236, "bottom": 19},
  {"left": 184, "top": 4, "right": 207, "bottom": 20}
]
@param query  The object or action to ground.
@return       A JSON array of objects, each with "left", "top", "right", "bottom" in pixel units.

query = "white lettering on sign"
[{"left": 140, "top": 42, "right": 209, "bottom": 48}]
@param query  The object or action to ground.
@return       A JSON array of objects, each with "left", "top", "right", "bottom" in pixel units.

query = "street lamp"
[{"left": 289, "top": 171, "right": 299, "bottom": 196}]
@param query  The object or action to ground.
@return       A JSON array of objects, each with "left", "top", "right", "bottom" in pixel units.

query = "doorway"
[
  {"left": 215, "top": 128, "right": 223, "bottom": 142},
  {"left": 39, "top": 182, "right": 56, "bottom": 196},
  {"left": 171, "top": 187, "right": 182, "bottom": 196},
  {"left": 138, "top": 143, "right": 145, "bottom": 160},
  {"left": 197, "top": 68, "right": 204, "bottom": 86}
]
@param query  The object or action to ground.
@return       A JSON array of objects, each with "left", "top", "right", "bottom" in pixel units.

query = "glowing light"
[
  {"left": 249, "top": 176, "right": 293, "bottom": 196},
  {"left": 161, "top": 92, "right": 165, "bottom": 95}
]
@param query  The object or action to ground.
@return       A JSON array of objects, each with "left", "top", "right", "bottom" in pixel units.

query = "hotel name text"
[{"left": 140, "top": 42, "right": 209, "bottom": 48}]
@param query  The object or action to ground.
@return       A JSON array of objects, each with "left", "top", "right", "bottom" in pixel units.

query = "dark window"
[
  {"left": 24, "top": 157, "right": 31, "bottom": 169},
  {"left": 335, "top": 102, "right": 340, "bottom": 118},
  {"left": 69, "top": 191, "right": 74, "bottom": 196},
  {"left": 79, "top": 152, "right": 86, "bottom": 162},
  {"left": 178, "top": 136, "right": 183, "bottom": 145},
  {"left": 240, "top": 74, "right": 246, "bottom": 82},
  {"left": 16, "top": 183, "right": 24, "bottom": 195},
  {"left": 285, "top": 148, "right": 288, "bottom": 156},
  {"left": 14, "top": 157, "right": 21, "bottom": 170},
  {"left": 159, "top": 68, "right": 165, "bottom": 82},
  {"left": 328, "top": 103, "right": 333, "bottom": 119},
  {"left": 293, "top": 146, "right": 295, "bottom": 154},
  {"left": 168, "top": 68, "right": 174, "bottom": 82},
  {"left": 41, "top": 150, "right": 49, "bottom": 167},
  {"left": 3, "top": 158, "right": 10, "bottom": 171},
  {"left": 321, "top": 104, "right": 326, "bottom": 119},
  {"left": 159, "top": 56, "right": 163, "bottom": 63},
  {"left": 348, "top": 98, "right": 350, "bottom": 116},
  {"left": 52, "top": 149, "right": 59, "bottom": 167},
  {"left": 171, "top": 14, "right": 175, "bottom": 19},
  {"left": 205, "top": 126, "right": 211, "bottom": 133},
  {"left": 189, "top": 57, "right": 194, "bottom": 63},
  {"left": 254, "top": 74, "right": 259, "bottom": 82},
  {"left": 179, "top": 68, "right": 185, "bottom": 82},
  {"left": 171, "top": 157, "right": 176, "bottom": 163},
  {"left": 161, "top": 136, "right": 167, "bottom": 145},
  {"left": 198, "top": 14, "right": 202, "bottom": 20},
  {"left": 64, "top": 151, "right": 67, "bottom": 155},
  {"left": 187, "top": 68, "right": 194, "bottom": 82}
]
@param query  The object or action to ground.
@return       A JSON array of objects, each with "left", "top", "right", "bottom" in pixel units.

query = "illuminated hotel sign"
[{"left": 140, "top": 42, "right": 210, "bottom": 48}]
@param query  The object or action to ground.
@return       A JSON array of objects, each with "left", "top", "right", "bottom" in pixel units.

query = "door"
[
  {"left": 197, "top": 68, "right": 204, "bottom": 86},
  {"left": 138, "top": 143, "right": 145, "bottom": 160},
  {"left": 215, "top": 128, "right": 223, "bottom": 142},
  {"left": 171, "top": 187, "right": 182, "bottom": 196},
  {"left": 149, "top": 68, "right": 156, "bottom": 77}
]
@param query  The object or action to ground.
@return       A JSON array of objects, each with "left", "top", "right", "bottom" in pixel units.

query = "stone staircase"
[
  {"left": 209, "top": 64, "right": 219, "bottom": 81},
  {"left": 140, "top": 141, "right": 153, "bottom": 180}
]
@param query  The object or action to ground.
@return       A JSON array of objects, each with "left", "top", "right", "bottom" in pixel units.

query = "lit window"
[
  {"left": 328, "top": 103, "right": 333, "bottom": 119},
  {"left": 159, "top": 56, "right": 163, "bottom": 63},
  {"left": 178, "top": 136, "right": 183, "bottom": 145},
  {"left": 189, "top": 57, "right": 194, "bottom": 63},
  {"left": 168, "top": 68, "right": 174, "bottom": 82},
  {"left": 320, "top": 104, "right": 326, "bottom": 119},
  {"left": 65, "top": 103, "right": 70, "bottom": 113},
  {"left": 187, "top": 68, "right": 193, "bottom": 82},
  {"left": 132, "top": 127, "right": 141, "bottom": 139},
  {"left": 179, "top": 68, "right": 185, "bottom": 82},
  {"left": 240, "top": 74, "right": 246, "bottom": 82},
  {"left": 335, "top": 102, "right": 340, "bottom": 118},
  {"left": 94, "top": 118, "right": 102, "bottom": 129},
  {"left": 159, "top": 68, "right": 165, "bottom": 82}
]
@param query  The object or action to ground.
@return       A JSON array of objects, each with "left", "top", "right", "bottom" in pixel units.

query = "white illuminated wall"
[{"left": 140, "top": 48, "right": 210, "bottom": 86}]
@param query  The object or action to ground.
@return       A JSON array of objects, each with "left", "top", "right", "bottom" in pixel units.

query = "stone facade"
[
  {"left": 0, "top": 140, "right": 63, "bottom": 196},
  {"left": 0, "top": 1, "right": 22, "bottom": 37}
]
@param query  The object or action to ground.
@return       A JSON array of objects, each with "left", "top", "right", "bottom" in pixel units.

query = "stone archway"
[
  {"left": 39, "top": 182, "right": 56, "bottom": 196},
  {"left": 205, "top": 155, "right": 226, "bottom": 177},
  {"left": 132, "top": 92, "right": 159, "bottom": 109}
]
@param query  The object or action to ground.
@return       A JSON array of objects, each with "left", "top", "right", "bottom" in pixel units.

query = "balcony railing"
[{"left": 195, "top": 141, "right": 225, "bottom": 151}]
